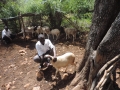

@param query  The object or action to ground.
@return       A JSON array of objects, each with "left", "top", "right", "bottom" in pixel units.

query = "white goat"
[
  {"left": 20, "top": 26, "right": 35, "bottom": 38},
  {"left": 64, "top": 28, "right": 77, "bottom": 42},
  {"left": 44, "top": 52, "right": 76, "bottom": 78},
  {"left": 42, "top": 26, "right": 50, "bottom": 39},
  {"left": 50, "top": 29, "right": 60, "bottom": 40},
  {"left": 35, "top": 26, "right": 43, "bottom": 36}
]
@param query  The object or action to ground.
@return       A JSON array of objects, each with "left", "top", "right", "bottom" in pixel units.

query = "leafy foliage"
[
  {"left": 0, "top": 0, "right": 95, "bottom": 31},
  {"left": 19, "top": 0, "right": 43, "bottom": 14},
  {"left": 0, "top": 1, "right": 20, "bottom": 18}
]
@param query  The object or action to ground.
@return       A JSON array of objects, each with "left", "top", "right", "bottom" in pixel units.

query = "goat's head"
[{"left": 44, "top": 55, "right": 57, "bottom": 62}]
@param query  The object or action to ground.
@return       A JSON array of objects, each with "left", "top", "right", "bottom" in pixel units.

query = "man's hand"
[{"left": 9, "top": 37, "right": 12, "bottom": 41}]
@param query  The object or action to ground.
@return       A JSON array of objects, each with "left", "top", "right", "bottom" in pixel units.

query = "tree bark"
[{"left": 70, "top": 0, "right": 120, "bottom": 90}]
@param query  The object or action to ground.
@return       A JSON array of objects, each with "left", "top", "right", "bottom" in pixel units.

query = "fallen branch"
[
  {"left": 95, "top": 63, "right": 116, "bottom": 90},
  {"left": 90, "top": 54, "right": 120, "bottom": 90}
]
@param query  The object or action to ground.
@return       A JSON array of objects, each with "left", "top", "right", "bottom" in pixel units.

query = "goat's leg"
[
  {"left": 55, "top": 70, "right": 58, "bottom": 78},
  {"left": 57, "top": 34, "right": 59, "bottom": 40},
  {"left": 68, "top": 34, "right": 70, "bottom": 39},
  {"left": 75, "top": 34, "right": 76, "bottom": 39},
  {"left": 53, "top": 68, "right": 59, "bottom": 79},
  {"left": 53, "top": 35, "right": 54, "bottom": 39},
  {"left": 71, "top": 61, "right": 76, "bottom": 72},
  {"left": 43, "top": 32, "right": 45, "bottom": 37},
  {"left": 47, "top": 34, "right": 49, "bottom": 39},
  {"left": 73, "top": 35, "right": 75, "bottom": 42},
  {"left": 55, "top": 35, "right": 57, "bottom": 40},
  {"left": 52, "top": 69, "right": 58, "bottom": 80},
  {"left": 32, "top": 31, "right": 34, "bottom": 37},
  {"left": 73, "top": 36, "right": 74, "bottom": 42},
  {"left": 64, "top": 67, "right": 67, "bottom": 73},
  {"left": 66, "top": 34, "right": 67, "bottom": 39}
]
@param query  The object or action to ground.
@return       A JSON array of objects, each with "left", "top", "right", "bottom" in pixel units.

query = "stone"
[{"left": 33, "top": 86, "right": 41, "bottom": 90}]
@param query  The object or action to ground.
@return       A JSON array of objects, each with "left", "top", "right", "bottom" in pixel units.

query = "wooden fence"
[{"left": 0, "top": 13, "right": 44, "bottom": 39}]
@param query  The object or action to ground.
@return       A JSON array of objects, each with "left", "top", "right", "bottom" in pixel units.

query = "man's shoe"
[{"left": 3, "top": 40, "right": 7, "bottom": 45}]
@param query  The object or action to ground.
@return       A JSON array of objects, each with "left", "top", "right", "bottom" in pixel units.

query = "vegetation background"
[{"left": 0, "top": 0, "right": 95, "bottom": 34}]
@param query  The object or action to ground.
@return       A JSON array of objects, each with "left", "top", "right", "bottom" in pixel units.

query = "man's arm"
[
  {"left": 36, "top": 42, "right": 44, "bottom": 59},
  {"left": 48, "top": 39, "right": 56, "bottom": 57}
]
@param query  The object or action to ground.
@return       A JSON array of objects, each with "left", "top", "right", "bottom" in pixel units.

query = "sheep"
[
  {"left": 50, "top": 29, "right": 60, "bottom": 40},
  {"left": 19, "top": 26, "right": 35, "bottom": 38},
  {"left": 44, "top": 52, "right": 76, "bottom": 78},
  {"left": 64, "top": 28, "right": 77, "bottom": 42},
  {"left": 35, "top": 26, "right": 43, "bottom": 36},
  {"left": 42, "top": 26, "right": 50, "bottom": 39}
]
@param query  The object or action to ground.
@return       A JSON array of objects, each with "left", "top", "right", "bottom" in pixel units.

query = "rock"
[
  {"left": 27, "top": 71, "right": 31, "bottom": 75},
  {"left": 36, "top": 71, "right": 44, "bottom": 81},
  {"left": 1, "top": 84, "right": 6, "bottom": 90},
  {"left": 11, "top": 86, "right": 16, "bottom": 89},
  {"left": 20, "top": 53, "right": 25, "bottom": 56},
  {"left": 19, "top": 50, "right": 26, "bottom": 53},
  {"left": 65, "top": 85, "right": 69, "bottom": 90},
  {"left": 24, "top": 83, "right": 30, "bottom": 88},
  {"left": 62, "top": 73, "right": 68, "bottom": 79},
  {"left": 25, "top": 58, "right": 28, "bottom": 61},
  {"left": 33, "top": 86, "right": 41, "bottom": 90},
  {"left": 12, "top": 81, "right": 15, "bottom": 85},
  {"left": 8, "top": 64, "right": 15, "bottom": 68},
  {"left": 69, "top": 68, "right": 73, "bottom": 72},
  {"left": 6, "top": 82, "right": 12, "bottom": 90},
  {"left": 60, "top": 68, "right": 66, "bottom": 72},
  {"left": 19, "top": 50, "right": 27, "bottom": 56},
  {"left": 116, "top": 73, "right": 120, "bottom": 79},
  {"left": 19, "top": 72, "right": 23, "bottom": 75}
]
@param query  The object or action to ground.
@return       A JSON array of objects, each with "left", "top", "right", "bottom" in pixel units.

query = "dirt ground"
[
  {"left": 0, "top": 33, "right": 86, "bottom": 90},
  {"left": 1, "top": 33, "right": 120, "bottom": 90}
]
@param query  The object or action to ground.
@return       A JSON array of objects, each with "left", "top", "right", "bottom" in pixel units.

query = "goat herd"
[{"left": 20, "top": 25, "right": 78, "bottom": 42}]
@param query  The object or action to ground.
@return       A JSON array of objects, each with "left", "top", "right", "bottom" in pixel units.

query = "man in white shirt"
[
  {"left": 2, "top": 26, "right": 16, "bottom": 44},
  {"left": 33, "top": 34, "right": 56, "bottom": 69}
]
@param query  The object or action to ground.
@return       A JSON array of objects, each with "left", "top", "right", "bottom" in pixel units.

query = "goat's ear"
[{"left": 53, "top": 57, "right": 57, "bottom": 62}]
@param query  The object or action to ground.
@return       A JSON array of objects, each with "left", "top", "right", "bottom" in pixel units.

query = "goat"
[
  {"left": 44, "top": 52, "right": 76, "bottom": 78},
  {"left": 64, "top": 28, "right": 77, "bottom": 42},
  {"left": 19, "top": 26, "right": 35, "bottom": 38},
  {"left": 42, "top": 26, "right": 50, "bottom": 39},
  {"left": 35, "top": 26, "right": 43, "bottom": 36},
  {"left": 50, "top": 29, "right": 60, "bottom": 40}
]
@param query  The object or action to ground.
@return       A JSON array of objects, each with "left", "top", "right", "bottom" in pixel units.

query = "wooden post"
[
  {"left": 20, "top": 13, "right": 26, "bottom": 40},
  {"left": 18, "top": 12, "right": 21, "bottom": 32}
]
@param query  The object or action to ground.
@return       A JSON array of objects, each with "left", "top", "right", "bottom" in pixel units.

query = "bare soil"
[
  {"left": 0, "top": 34, "right": 86, "bottom": 90},
  {"left": 1, "top": 33, "right": 120, "bottom": 90}
]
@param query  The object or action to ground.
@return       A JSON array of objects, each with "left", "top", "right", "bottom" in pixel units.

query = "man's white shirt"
[
  {"left": 36, "top": 39, "right": 55, "bottom": 56},
  {"left": 2, "top": 29, "right": 11, "bottom": 38}
]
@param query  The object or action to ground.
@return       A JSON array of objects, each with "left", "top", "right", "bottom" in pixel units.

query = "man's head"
[
  {"left": 4, "top": 26, "right": 8, "bottom": 31},
  {"left": 38, "top": 34, "right": 45, "bottom": 45}
]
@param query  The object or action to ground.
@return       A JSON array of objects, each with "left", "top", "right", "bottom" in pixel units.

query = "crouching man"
[
  {"left": 2, "top": 26, "right": 16, "bottom": 44},
  {"left": 33, "top": 34, "right": 56, "bottom": 69}
]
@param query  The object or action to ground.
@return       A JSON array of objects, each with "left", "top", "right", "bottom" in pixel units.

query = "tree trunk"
[
  {"left": 70, "top": 0, "right": 120, "bottom": 90},
  {"left": 49, "top": 11, "right": 63, "bottom": 29}
]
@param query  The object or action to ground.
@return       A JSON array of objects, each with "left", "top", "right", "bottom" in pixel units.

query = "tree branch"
[
  {"left": 95, "top": 64, "right": 116, "bottom": 90},
  {"left": 63, "top": 15, "right": 82, "bottom": 30},
  {"left": 90, "top": 54, "right": 120, "bottom": 90}
]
